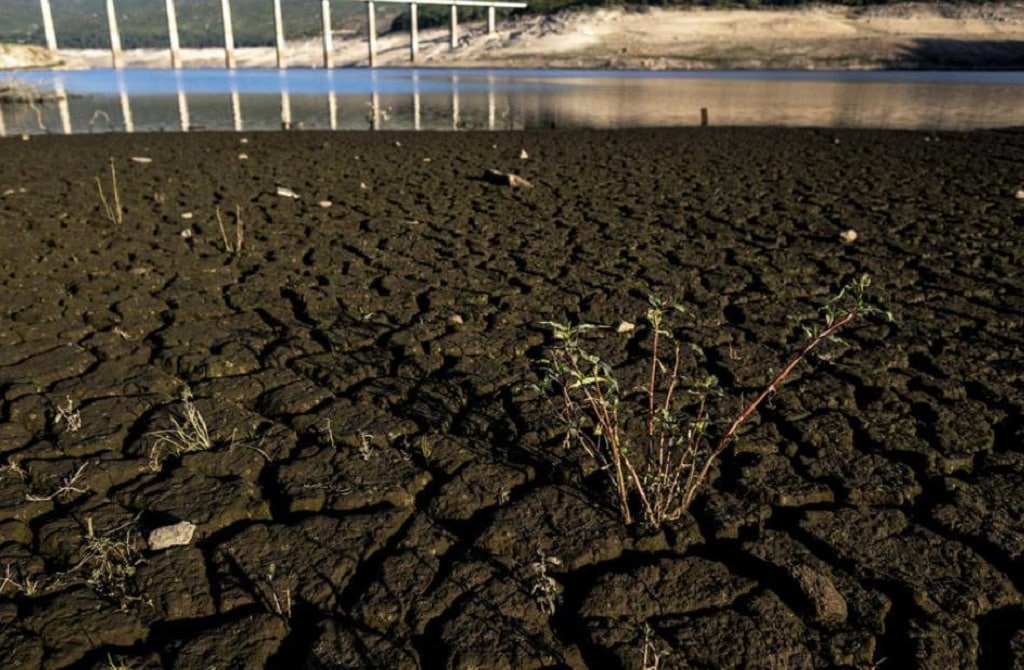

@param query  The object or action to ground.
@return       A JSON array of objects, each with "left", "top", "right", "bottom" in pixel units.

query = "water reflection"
[{"left": 3, "top": 68, "right": 1023, "bottom": 136}]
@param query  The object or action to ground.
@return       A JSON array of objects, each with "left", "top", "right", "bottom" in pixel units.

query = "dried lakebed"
[{"left": 0, "top": 128, "right": 1022, "bottom": 669}]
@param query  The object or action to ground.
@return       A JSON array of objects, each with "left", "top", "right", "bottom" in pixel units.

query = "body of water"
[{"left": 3, "top": 67, "right": 1024, "bottom": 135}]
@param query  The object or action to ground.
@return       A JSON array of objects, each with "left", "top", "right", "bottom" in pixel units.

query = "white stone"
[
  {"left": 148, "top": 521, "right": 196, "bottom": 550},
  {"left": 839, "top": 229, "right": 858, "bottom": 244}
]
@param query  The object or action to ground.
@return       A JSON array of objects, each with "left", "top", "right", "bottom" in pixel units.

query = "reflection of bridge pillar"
[
  {"left": 451, "top": 74, "right": 459, "bottom": 129},
  {"left": 281, "top": 92, "right": 292, "bottom": 129},
  {"left": 327, "top": 70, "right": 338, "bottom": 130},
  {"left": 221, "top": 0, "right": 236, "bottom": 68},
  {"left": 105, "top": 0, "right": 124, "bottom": 69},
  {"left": 55, "top": 78, "right": 71, "bottom": 134},
  {"left": 165, "top": 0, "right": 182, "bottom": 68},
  {"left": 0, "top": 105, "right": 6, "bottom": 137},
  {"left": 175, "top": 71, "right": 190, "bottom": 131},
  {"left": 231, "top": 90, "right": 242, "bottom": 131},
  {"left": 117, "top": 71, "right": 134, "bottom": 132},
  {"left": 413, "top": 71, "right": 421, "bottom": 131},
  {"left": 488, "top": 74, "right": 495, "bottom": 130},
  {"left": 280, "top": 71, "right": 291, "bottom": 129},
  {"left": 39, "top": 0, "right": 58, "bottom": 51},
  {"left": 229, "top": 71, "right": 242, "bottom": 131}
]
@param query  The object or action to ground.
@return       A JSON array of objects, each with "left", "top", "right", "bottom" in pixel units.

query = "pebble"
[
  {"left": 148, "top": 521, "right": 197, "bottom": 550},
  {"left": 318, "top": 200, "right": 333, "bottom": 209},
  {"left": 839, "top": 229, "right": 858, "bottom": 243}
]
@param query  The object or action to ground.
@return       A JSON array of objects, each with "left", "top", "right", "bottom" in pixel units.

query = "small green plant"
[
  {"left": 539, "top": 274, "right": 889, "bottom": 528},
  {"left": 95, "top": 157, "right": 123, "bottom": 226},
  {"left": 147, "top": 389, "right": 213, "bottom": 471}
]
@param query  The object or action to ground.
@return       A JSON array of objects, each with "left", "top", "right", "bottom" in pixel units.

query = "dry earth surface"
[
  {"left": 0, "top": 127, "right": 1023, "bottom": 668},
  {"left": 5, "top": 2, "right": 1024, "bottom": 71}
]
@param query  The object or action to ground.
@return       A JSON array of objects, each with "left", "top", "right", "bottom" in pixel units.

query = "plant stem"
[{"left": 681, "top": 307, "right": 859, "bottom": 510}]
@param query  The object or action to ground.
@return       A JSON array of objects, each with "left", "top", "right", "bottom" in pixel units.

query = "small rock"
[
  {"left": 148, "top": 521, "right": 196, "bottom": 551},
  {"left": 240, "top": 137, "right": 249, "bottom": 144},
  {"left": 1015, "top": 189, "right": 1024, "bottom": 200},
  {"left": 616, "top": 321, "right": 635, "bottom": 334},
  {"left": 360, "top": 182, "right": 368, "bottom": 190},
  {"left": 238, "top": 153, "right": 249, "bottom": 160},
  {"left": 839, "top": 229, "right": 858, "bottom": 244},
  {"left": 791, "top": 564, "right": 847, "bottom": 627},
  {"left": 130, "top": 156, "right": 153, "bottom": 164},
  {"left": 449, "top": 314, "right": 464, "bottom": 325},
  {"left": 20, "top": 134, "right": 30, "bottom": 141},
  {"left": 483, "top": 169, "right": 533, "bottom": 188},
  {"left": 520, "top": 149, "right": 529, "bottom": 159},
  {"left": 318, "top": 200, "right": 333, "bottom": 209},
  {"left": 276, "top": 186, "right": 300, "bottom": 199},
  {"left": 180, "top": 229, "right": 193, "bottom": 239},
  {"left": 181, "top": 212, "right": 193, "bottom": 220}
]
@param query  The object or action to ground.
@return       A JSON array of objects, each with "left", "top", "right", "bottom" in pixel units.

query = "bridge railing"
[{"left": 32, "top": 0, "right": 527, "bottom": 70}]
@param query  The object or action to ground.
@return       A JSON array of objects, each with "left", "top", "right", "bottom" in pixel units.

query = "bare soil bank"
[
  {"left": 17, "top": 2, "right": 1024, "bottom": 70},
  {"left": 1, "top": 127, "right": 1023, "bottom": 668}
]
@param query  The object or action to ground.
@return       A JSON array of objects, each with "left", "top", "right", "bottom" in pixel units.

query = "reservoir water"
[{"left": 4, "top": 67, "right": 1024, "bottom": 135}]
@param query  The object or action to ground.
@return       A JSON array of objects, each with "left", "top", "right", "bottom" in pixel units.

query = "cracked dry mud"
[{"left": 0, "top": 128, "right": 1022, "bottom": 669}]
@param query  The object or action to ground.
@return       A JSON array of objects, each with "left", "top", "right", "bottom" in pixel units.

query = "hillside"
[
  {"left": 0, "top": 0, "right": 1013, "bottom": 49},
  {"left": 36, "top": 2, "right": 1024, "bottom": 71}
]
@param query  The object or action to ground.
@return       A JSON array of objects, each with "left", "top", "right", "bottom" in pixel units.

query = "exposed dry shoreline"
[
  {"left": 1, "top": 125, "right": 1023, "bottom": 669},
  {"left": 4, "top": 3, "right": 1024, "bottom": 71}
]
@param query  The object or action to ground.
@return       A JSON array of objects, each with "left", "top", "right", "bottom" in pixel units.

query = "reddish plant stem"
[{"left": 681, "top": 307, "right": 859, "bottom": 510}]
